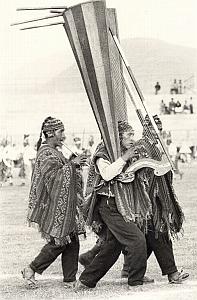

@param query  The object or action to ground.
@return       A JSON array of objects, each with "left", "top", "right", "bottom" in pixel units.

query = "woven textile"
[
  {"left": 28, "top": 144, "right": 84, "bottom": 245},
  {"left": 42, "top": 117, "right": 64, "bottom": 133},
  {"left": 84, "top": 139, "right": 184, "bottom": 238},
  {"left": 138, "top": 138, "right": 184, "bottom": 237},
  {"left": 84, "top": 143, "right": 152, "bottom": 231}
]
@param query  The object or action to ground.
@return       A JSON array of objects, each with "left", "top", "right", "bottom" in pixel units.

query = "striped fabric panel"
[
  {"left": 63, "top": 8, "right": 112, "bottom": 160},
  {"left": 106, "top": 8, "right": 127, "bottom": 123},
  {"left": 46, "top": 169, "right": 63, "bottom": 235},
  {"left": 63, "top": 0, "right": 122, "bottom": 161}
]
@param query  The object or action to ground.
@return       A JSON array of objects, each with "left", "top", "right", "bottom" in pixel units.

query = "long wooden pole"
[
  {"left": 109, "top": 29, "right": 175, "bottom": 170},
  {"left": 20, "top": 22, "right": 65, "bottom": 30},
  {"left": 11, "top": 14, "right": 62, "bottom": 26},
  {"left": 17, "top": 7, "right": 67, "bottom": 11}
]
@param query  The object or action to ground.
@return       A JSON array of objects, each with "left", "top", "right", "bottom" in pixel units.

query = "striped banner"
[{"left": 63, "top": 0, "right": 127, "bottom": 161}]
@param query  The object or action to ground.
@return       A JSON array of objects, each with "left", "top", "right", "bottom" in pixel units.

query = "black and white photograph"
[{"left": 0, "top": 0, "right": 197, "bottom": 299}]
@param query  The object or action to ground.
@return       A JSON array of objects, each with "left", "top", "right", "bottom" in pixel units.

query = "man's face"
[
  {"left": 121, "top": 129, "right": 135, "bottom": 150},
  {"left": 75, "top": 141, "right": 81, "bottom": 149},
  {"left": 54, "top": 129, "right": 66, "bottom": 147}
]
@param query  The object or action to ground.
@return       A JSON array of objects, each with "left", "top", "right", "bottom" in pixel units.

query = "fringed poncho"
[
  {"left": 137, "top": 138, "right": 184, "bottom": 237},
  {"left": 84, "top": 140, "right": 184, "bottom": 238},
  {"left": 84, "top": 143, "right": 152, "bottom": 232},
  {"left": 27, "top": 144, "right": 85, "bottom": 245}
]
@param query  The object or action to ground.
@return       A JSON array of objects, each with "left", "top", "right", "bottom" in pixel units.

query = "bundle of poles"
[{"left": 11, "top": 6, "right": 67, "bottom": 30}]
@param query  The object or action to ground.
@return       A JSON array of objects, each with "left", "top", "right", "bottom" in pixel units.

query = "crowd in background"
[
  {"left": 0, "top": 130, "right": 196, "bottom": 187},
  {"left": 170, "top": 79, "right": 185, "bottom": 95},
  {"left": 0, "top": 134, "right": 97, "bottom": 187},
  {"left": 160, "top": 97, "right": 194, "bottom": 115},
  {"left": 0, "top": 134, "right": 36, "bottom": 187},
  {"left": 162, "top": 130, "right": 196, "bottom": 178}
]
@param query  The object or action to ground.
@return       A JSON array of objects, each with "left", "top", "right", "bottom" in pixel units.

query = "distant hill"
[
  {"left": 2, "top": 38, "right": 197, "bottom": 95},
  {"left": 121, "top": 38, "right": 197, "bottom": 94},
  {"left": 36, "top": 38, "right": 197, "bottom": 95}
]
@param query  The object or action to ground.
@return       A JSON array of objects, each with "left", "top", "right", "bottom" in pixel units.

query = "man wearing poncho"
[
  {"left": 79, "top": 117, "right": 188, "bottom": 287},
  {"left": 21, "top": 116, "right": 86, "bottom": 289},
  {"left": 76, "top": 122, "right": 149, "bottom": 289},
  {"left": 121, "top": 115, "right": 188, "bottom": 284}
]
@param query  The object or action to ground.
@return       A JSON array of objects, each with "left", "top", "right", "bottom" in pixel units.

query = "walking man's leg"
[
  {"left": 61, "top": 235, "right": 79, "bottom": 283},
  {"left": 79, "top": 228, "right": 122, "bottom": 288},
  {"left": 99, "top": 197, "right": 147, "bottom": 286}
]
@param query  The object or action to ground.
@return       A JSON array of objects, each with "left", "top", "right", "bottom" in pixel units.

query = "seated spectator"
[
  {"left": 183, "top": 100, "right": 190, "bottom": 113},
  {"left": 175, "top": 100, "right": 182, "bottom": 113}
]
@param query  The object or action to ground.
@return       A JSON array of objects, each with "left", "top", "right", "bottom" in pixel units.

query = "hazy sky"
[
  {"left": 0, "top": 0, "right": 196, "bottom": 137},
  {"left": 1, "top": 0, "right": 197, "bottom": 81}
]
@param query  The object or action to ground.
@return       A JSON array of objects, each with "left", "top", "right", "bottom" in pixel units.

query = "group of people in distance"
[
  {"left": 160, "top": 97, "right": 194, "bottom": 115},
  {"left": 21, "top": 115, "right": 189, "bottom": 291},
  {"left": 0, "top": 135, "right": 36, "bottom": 187},
  {"left": 155, "top": 79, "right": 186, "bottom": 95}
]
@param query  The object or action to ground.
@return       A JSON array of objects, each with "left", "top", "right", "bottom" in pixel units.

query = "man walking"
[{"left": 21, "top": 116, "right": 87, "bottom": 289}]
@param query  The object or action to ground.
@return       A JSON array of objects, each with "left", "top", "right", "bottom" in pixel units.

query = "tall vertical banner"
[{"left": 63, "top": 0, "right": 127, "bottom": 161}]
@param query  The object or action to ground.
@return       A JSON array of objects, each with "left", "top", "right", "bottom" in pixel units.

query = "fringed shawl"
[
  {"left": 137, "top": 138, "right": 184, "bottom": 237},
  {"left": 84, "top": 143, "right": 152, "bottom": 232},
  {"left": 84, "top": 140, "right": 184, "bottom": 238},
  {"left": 28, "top": 144, "right": 84, "bottom": 245}
]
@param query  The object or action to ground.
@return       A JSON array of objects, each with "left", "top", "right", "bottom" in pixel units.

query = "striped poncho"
[
  {"left": 137, "top": 138, "right": 184, "bottom": 237},
  {"left": 27, "top": 144, "right": 84, "bottom": 245},
  {"left": 84, "top": 140, "right": 184, "bottom": 238},
  {"left": 84, "top": 143, "right": 152, "bottom": 232}
]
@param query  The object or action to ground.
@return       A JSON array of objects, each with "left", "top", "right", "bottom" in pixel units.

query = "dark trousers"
[
  {"left": 79, "top": 196, "right": 147, "bottom": 287},
  {"left": 30, "top": 235, "right": 79, "bottom": 282},
  {"left": 122, "top": 222, "right": 177, "bottom": 276}
]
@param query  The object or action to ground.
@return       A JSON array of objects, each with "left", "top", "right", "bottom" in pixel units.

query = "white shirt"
[
  {"left": 96, "top": 157, "right": 126, "bottom": 181},
  {"left": 23, "top": 145, "right": 36, "bottom": 165}
]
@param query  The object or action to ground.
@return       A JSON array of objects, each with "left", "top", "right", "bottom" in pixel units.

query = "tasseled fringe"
[
  {"left": 123, "top": 214, "right": 136, "bottom": 223},
  {"left": 27, "top": 220, "right": 75, "bottom": 245},
  {"left": 41, "top": 232, "right": 72, "bottom": 246},
  {"left": 122, "top": 212, "right": 151, "bottom": 235},
  {"left": 169, "top": 225, "right": 184, "bottom": 241}
]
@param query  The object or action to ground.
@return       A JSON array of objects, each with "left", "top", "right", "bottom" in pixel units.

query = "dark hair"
[{"left": 36, "top": 116, "right": 52, "bottom": 151}]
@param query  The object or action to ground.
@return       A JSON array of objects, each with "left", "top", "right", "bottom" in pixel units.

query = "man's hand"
[
  {"left": 72, "top": 154, "right": 87, "bottom": 166},
  {"left": 122, "top": 146, "right": 143, "bottom": 162}
]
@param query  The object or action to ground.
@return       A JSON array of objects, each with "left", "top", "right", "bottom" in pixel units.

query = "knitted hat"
[
  {"left": 118, "top": 121, "right": 134, "bottom": 144},
  {"left": 36, "top": 117, "right": 64, "bottom": 151},
  {"left": 42, "top": 117, "right": 64, "bottom": 133}
]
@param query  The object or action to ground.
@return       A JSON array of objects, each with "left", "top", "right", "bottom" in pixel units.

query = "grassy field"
[{"left": 0, "top": 161, "right": 197, "bottom": 300}]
